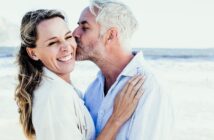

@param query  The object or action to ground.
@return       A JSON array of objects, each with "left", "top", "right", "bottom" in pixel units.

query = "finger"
[
  {"left": 118, "top": 81, "right": 129, "bottom": 96},
  {"left": 129, "top": 75, "right": 143, "bottom": 86},
  {"left": 126, "top": 75, "right": 143, "bottom": 99},
  {"left": 119, "top": 75, "right": 139, "bottom": 95},
  {"left": 114, "top": 75, "right": 143, "bottom": 111},
  {"left": 133, "top": 88, "right": 144, "bottom": 103},
  {"left": 114, "top": 78, "right": 131, "bottom": 106},
  {"left": 125, "top": 75, "right": 143, "bottom": 97},
  {"left": 129, "top": 77, "right": 145, "bottom": 99}
]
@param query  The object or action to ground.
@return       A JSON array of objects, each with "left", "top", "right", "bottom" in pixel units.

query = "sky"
[{"left": 0, "top": 0, "right": 214, "bottom": 48}]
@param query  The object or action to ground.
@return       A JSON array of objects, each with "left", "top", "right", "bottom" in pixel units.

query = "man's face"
[{"left": 73, "top": 7, "right": 103, "bottom": 61}]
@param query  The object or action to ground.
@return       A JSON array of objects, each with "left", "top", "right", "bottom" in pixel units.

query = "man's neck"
[{"left": 96, "top": 52, "right": 134, "bottom": 95}]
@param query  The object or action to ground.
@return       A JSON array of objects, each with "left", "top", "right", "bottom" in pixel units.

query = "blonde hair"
[{"left": 15, "top": 9, "right": 65, "bottom": 139}]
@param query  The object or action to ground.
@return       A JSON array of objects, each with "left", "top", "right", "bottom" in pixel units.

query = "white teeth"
[{"left": 58, "top": 55, "right": 72, "bottom": 62}]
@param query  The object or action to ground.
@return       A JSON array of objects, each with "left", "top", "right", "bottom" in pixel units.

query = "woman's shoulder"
[
  {"left": 33, "top": 73, "right": 84, "bottom": 108},
  {"left": 33, "top": 75, "right": 58, "bottom": 98},
  {"left": 32, "top": 76, "right": 78, "bottom": 120}
]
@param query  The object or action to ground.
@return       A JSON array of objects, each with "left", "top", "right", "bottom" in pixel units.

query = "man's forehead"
[{"left": 78, "top": 7, "right": 95, "bottom": 25}]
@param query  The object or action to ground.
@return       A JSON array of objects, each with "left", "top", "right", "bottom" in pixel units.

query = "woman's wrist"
[
  {"left": 108, "top": 114, "right": 124, "bottom": 130},
  {"left": 97, "top": 115, "right": 123, "bottom": 140}
]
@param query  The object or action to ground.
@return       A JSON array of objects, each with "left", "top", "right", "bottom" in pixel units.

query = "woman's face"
[{"left": 29, "top": 17, "right": 76, "bottom": 82}]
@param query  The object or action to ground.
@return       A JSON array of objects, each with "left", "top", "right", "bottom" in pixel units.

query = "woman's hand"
[
  {"left": 111, "top": 75, "right": 144, "bottom": 126},
  {"left": 97, "top": 75, "right": 144, "bottom": 140}
]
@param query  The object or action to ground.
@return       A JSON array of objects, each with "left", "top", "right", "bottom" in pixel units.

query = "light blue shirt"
[{"left": 84, "top": 52, "right": 173, "bottom": 140}]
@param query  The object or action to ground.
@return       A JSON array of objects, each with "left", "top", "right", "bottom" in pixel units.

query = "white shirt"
[
  {"left": 84, "top": 51, "right": 174, "bottom": 140},
  {"left": 32, "top": 68, "right": 95, "bottom": 140}
]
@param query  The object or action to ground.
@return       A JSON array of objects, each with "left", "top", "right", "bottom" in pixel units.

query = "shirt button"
[
  {"left": 98, "top": 110, "right": 105, "bottom": 122},
  {"left": 100, "top": 110, "right": 105, "bottom": 116}
]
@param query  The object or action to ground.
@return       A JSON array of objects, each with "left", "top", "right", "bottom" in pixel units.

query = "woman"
[{"left": 15, "top": 9, "right": 144, "bottom": 140}]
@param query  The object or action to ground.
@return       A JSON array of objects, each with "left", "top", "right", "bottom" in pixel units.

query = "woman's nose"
[{"left": 60, "top": 41, "right": 69, "bottom": 51}]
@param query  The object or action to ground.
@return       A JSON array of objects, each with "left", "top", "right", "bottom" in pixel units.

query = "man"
[{"left": 73, "top": 0, "right": 173, "bottom": 139}]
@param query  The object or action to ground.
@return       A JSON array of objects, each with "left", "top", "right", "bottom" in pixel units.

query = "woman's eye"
[
  {"left": 65, "top": 36, "right": 73, "bottom": 40},
  {"left": 48, "top": 42, "right": 56, "bottom": 46}
]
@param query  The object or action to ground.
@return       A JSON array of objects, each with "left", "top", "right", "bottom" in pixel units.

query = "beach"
[{"left": 0, "top": 54, "right": 214, "bottom": 140}]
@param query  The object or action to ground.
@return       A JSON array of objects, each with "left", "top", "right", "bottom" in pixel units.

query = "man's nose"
[{"left": 72, "top": 28, "right": 79, "bottom": 38}]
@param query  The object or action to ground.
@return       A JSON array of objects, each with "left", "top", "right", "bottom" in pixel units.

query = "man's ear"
[
  {"left": 104, "top": 27, "right": 118, "bottom": 45},
  {"left": 26, "top": 47, "right": 39, "bottom": 61}
]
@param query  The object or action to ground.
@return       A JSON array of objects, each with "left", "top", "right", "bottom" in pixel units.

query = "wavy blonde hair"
[{"left": 15, "top": 9, "right": 65, "bottom": 139}]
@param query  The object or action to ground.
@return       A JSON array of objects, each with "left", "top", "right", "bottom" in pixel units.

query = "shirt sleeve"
[
  {"left": 32, "top": 93, "right": 83, "bottom": 140},
  {"left": 127, "top": 75, "right": 174, "bottom": 140}
]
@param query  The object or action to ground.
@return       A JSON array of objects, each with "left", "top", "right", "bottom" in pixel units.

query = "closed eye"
[
  {"left": 82, "top": 27, "right": 89, "bottom": 31},
  {"left": 65, "top": 35, "right": 73, "bottom": 40},
  {"left": 48, "top": 41, "right": 57, "bottom": 46}
]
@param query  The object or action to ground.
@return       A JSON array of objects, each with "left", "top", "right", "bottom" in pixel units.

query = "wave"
[
  {"left": 1, "top": 47, "right": 214, "bottom": 60},
  {"left": 133, "top": 48, "right": 214, "bottom": 60},
  {"left": 0, "top": 47, "right": 18, "bottom": 58}
]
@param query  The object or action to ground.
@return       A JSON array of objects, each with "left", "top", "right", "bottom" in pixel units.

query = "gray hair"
[{"left": 89, "top": 0, "right": 138, "bottom": 48}]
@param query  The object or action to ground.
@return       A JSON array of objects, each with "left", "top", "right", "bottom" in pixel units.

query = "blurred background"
[{"left": 0, "top": 0, "right": 214, "bottom": 140}]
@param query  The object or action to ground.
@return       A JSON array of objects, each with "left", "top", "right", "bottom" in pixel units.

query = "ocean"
[{"left": 1, "top": 47, "right": 214, "bottom": 61}]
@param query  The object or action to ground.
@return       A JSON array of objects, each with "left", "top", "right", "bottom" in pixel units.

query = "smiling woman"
[{"left": 15, "top": 9, "right": 81, "bottom": 139}]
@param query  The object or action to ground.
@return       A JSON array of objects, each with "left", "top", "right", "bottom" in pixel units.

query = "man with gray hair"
[{"left": 73, "top": 0, "right": 173, "bottom": 139}]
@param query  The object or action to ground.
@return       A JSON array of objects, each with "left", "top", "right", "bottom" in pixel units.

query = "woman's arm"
[{"left": 97, "top": 75, "right": 144, "bottom": 140}]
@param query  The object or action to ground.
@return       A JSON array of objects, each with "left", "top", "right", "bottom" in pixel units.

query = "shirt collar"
[
  {"left": 120, "top": 51, "right": 145, "bottom": 77},
  {"left": 43, "top": 67, "right": 59, "bottom": 80},
  {"left": 96, "top": 51, "right": 145, "bottom": 81},
  {"left": 43, "top": 67, "right": 71, "bottom": 85}
]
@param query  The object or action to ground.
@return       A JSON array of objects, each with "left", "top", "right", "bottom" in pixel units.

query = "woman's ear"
[{"left": 26, "top": 48, "right": 39, "bottom": 61}]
